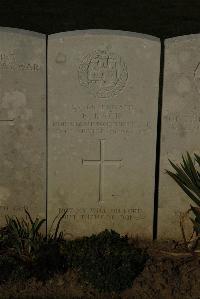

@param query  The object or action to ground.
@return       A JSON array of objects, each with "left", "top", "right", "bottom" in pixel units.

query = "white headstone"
[
  {"left": 0, "top": 28, "right": 46, "bottom": 224},
  {"left": 48, "top": 30, "right": 160, "bottom": 238},
  {"left": 158, "top": 35, "right": 200, "bottom": 239}
]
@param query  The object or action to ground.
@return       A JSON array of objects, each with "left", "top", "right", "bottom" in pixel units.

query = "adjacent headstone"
[
  {"left": 0, "top": 28, "right": 46, "bottom": 225},
  {"left": 158, "top": 35, "right": 200, "bottom": 239},
  {"left": 48, "top": 30, "right": 160, "bottom": 239}
]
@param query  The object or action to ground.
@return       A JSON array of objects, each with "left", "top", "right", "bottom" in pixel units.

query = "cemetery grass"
[{"left": 1, "top": 236, "right": 200, "bottom": 299}]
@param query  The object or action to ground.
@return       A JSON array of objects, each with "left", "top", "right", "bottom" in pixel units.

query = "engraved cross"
[
  {"left": 82, "top": 139, "right": 122, "bottom": 203},
  {"left": 0, "top": 119, "right": 14, "bottom": 122},
  {"left": 0, "top": 118, "right": 14, "bottom": 125}
]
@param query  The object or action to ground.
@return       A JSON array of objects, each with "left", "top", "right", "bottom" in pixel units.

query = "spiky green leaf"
[{"left": 166, "top": 170, "right": 200, "bottom": 206}]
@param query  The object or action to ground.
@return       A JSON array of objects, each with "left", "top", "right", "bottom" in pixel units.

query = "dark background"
[{"left": 0, "top": 0, "right": 200, "bottom": 38}]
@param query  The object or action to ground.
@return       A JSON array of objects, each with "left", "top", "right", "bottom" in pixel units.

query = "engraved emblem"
[{"left": 78, "top": 50, "right": 128, "bottom": 98}]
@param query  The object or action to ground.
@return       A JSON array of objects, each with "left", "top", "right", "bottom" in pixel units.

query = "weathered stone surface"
[
  {"left": 158, "top": 35, "right": 200, "bottom": 239},
  {"left": 48, "top": 30, "right": 160, "bottom": 239},
  {"left": 0, "top": 28, "right": 46, "bottom": 224}
]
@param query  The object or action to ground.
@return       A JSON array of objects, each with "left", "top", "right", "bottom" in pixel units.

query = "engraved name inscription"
[{"left": 52, "top": 104, "right": 152, "bottom": 136}]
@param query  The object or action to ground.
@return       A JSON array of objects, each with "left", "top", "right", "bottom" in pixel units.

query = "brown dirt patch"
[{"left": 0, "top": 240, "right": 200, "bottom": 299}]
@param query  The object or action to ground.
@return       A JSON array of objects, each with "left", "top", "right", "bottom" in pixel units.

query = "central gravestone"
[{"left": 48, "top": 30, "right": 160, "bottom": 238}]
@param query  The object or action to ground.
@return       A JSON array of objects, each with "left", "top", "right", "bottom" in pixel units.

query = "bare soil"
[{"left": 0, "top": 240, "right": 200, "bottom": 299}]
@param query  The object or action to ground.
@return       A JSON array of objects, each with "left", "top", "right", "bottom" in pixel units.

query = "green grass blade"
[
  {"left": 24, "top": 208, "right": 34, "bottom": 226},
  {"left": 186, "top": 152, "right": 199, "bottom": 184},
  {"left": 194, "top": 153, "right": 200, "bottom": 166},
  {"left": 54, "top": 210, "right": 67, "bottom": 240},
  {"left": 32, "top": 218, "right": 46, "bottom": 238},
  {"left": 48, "top": 212, "right": 60, "bottom": 236},
  {"left": 168, "top": 158, "right": 200, "bottom": 200},
  {"left": 190, "top": 205, "right": 200, "bottom": 223}
]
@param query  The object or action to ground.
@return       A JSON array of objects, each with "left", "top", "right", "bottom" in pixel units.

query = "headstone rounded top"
[
  {"left": 165, "top": 33, "right": 200, "bottom": 44},
  {"left": 0, "top": 27, "right": 45, "bottom": 38},
  {"left": 49, "top": 29, "right": 160, "bottom": 42}
]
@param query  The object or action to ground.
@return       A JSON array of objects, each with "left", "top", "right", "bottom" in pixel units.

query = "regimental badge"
[{"left": 78, "top": 50, "right": 128, "bottom": 98}]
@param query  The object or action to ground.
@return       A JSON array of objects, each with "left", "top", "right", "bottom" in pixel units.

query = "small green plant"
[
  {"left": 166, "top": 152, "right": 200, "bottom": 248},
  {"left": 0, "top": 209, "right": 68, "bottom": 282},
  {"left": 2, "top": 209, "right": 45, "bottom": 258},
  {"left": 47, "top": 209, "right": 67, "bottom": 241},
  {"left": 64, "top": 229, "right": 148, "bottom": 293},
  {"left": 32, "top": 210, "right": 68, "bottom": 280}
]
